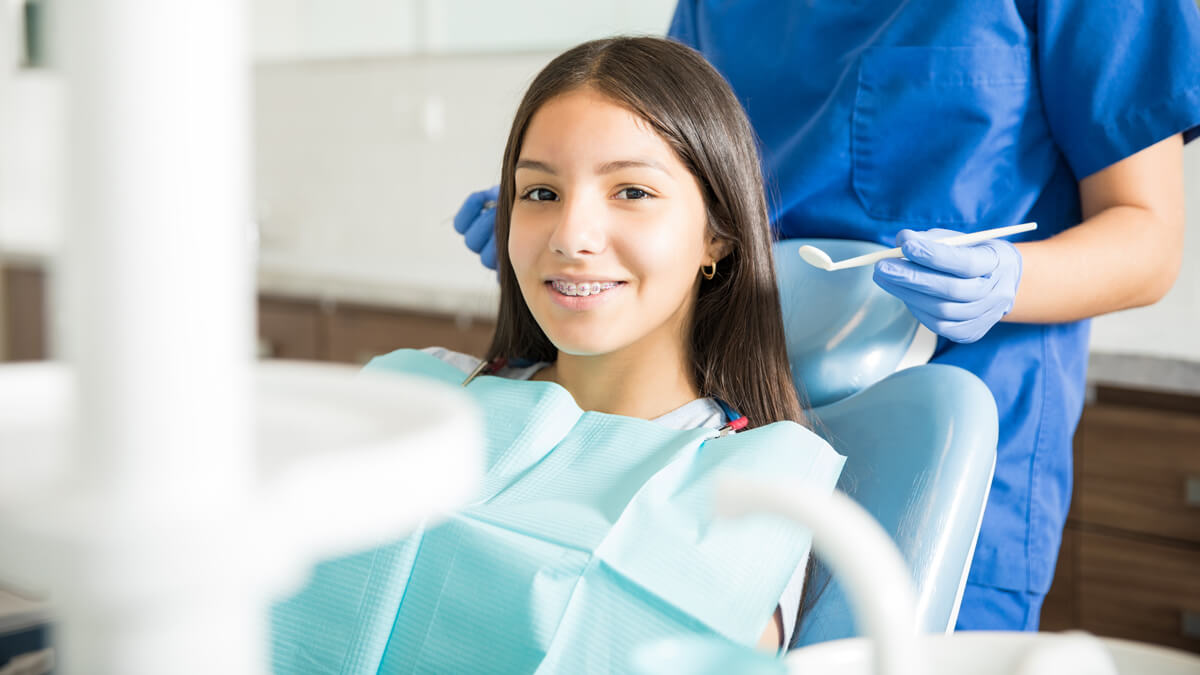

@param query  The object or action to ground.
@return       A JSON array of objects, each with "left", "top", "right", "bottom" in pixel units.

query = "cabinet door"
[
  {"left": 1076, "top": 403, "right": 1200, "bottom": 545},
  {"left": 258, "top": 296, "right": 323, "bottom": 360},
  {"left": 326, "top": 304, "right": 494, "bottom": 365},
  {"left": 1078, "top": 529, "right": 1200, "bottom": 653},
  {"left": 1040, "top": 524, "right": 1078, "bottom": 631},
  {"left": 1, "top": 265, "right": 47, "bottom": 361}
]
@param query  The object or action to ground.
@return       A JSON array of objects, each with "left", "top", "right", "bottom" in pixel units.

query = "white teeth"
[{"left": 551, "top": 280, "right": 619, "bottom": 297}]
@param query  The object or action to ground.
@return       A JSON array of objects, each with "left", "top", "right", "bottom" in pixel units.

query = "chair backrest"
[
  {"left": 774, "top": 239, "right": 937, "bottom": 408},
  {"left": 773, "top": 239, "right": 998, "bottom": 646}
]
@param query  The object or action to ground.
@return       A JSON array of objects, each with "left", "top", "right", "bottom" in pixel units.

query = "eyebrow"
[{"left": 515, "top": 158, "right": 672, "bottom": 176}]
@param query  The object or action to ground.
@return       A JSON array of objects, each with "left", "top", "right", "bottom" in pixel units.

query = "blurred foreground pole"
[{"left": 53, "top": 0, "right": 258, "bottom": 672}]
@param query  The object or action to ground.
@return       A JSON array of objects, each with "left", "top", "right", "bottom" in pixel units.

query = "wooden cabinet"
[
  {"left": 324, "top": 302, "right": 494, "bottom": 365},
  {"left": 1077, "top": 529, "right": 1200, "bottom": 652},
  {"left": 1, "top": 268, "right": 497, "bottom": 365},
  {"left": 0, "top": 264, "right": 47, "bottom": 362},
  {"left": 1040, "top": 520, "right": 1077, "bottom": 630},
  {"left": 256, "top": 295, "right": 495, "bottom": 365},
  {"left": 1075, "top": 400, "right": 1200, "bottom": 543},
  {"left": 258, "top": 296, "right": 324, "bottom": 360},
  {"left": 1041, "top": 389, "right": 1200, "bottom": 653}
]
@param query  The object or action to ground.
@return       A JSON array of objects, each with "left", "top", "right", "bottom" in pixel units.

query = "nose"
[{"left": 547, "top": 191, "right": 606, "bottom": 259}]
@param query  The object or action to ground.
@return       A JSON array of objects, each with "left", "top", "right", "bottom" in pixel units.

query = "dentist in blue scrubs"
[{"left": 453, "top": 1, "right": 1200, "bottom": 632}]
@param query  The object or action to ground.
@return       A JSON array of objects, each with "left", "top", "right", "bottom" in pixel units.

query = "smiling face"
[{"left": 508, "top": 87, "right": 720, "bottom": 361}]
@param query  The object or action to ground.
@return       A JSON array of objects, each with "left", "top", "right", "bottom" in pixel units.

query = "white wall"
[
  {"left": 251, "top": 0, "right": 677, "bottom": 62},
  {"left": 253, "top": 52, "right": 556, "bottom": 302},
  {"left": 0, "top": 0, "right": 62, "bottom": 258}
]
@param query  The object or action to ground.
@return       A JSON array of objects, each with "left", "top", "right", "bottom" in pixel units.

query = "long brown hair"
[{"left": 486, "top": 36, "right": 805, "bottom": 430}]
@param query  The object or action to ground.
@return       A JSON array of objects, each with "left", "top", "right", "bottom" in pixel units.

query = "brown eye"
[
  {"left": 615, "top": 187, "right": 650, "bottom": 200},
  {"left": 522, "top": 187, "right": 557, "bottom": 202}
]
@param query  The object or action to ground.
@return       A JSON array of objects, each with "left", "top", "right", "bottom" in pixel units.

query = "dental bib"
[{"left": 270, "top": 349, "right": 844, "bottom": 673}]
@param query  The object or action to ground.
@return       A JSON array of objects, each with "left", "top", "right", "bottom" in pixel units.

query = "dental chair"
[{"left": 772, "top": 239, "right": 998, "bottom": 648}]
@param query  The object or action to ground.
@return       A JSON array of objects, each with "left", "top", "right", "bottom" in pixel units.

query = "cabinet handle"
[
  {"left": 1184, "top": 609, "right": 1200, "bottom": 640},
  {"left": 1187, "top": 476, "right": 1200, "bottom": 508}
]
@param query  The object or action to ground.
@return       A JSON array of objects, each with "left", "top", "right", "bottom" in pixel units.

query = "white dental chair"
[{"left": 772, "top": 239, "right": 999, "bottom": 648}]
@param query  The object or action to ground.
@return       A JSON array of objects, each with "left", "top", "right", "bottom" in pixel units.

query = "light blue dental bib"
[{"left": 270, "top": 349, "right": 844, "bottom": 673}]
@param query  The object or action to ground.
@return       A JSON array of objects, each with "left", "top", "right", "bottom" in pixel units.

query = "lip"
[
  {"left": 544, "top": 274, "right": 625, "bottom": 284},
  {"left": 544, "top": 279, "right": 626, "bottom": 311}
]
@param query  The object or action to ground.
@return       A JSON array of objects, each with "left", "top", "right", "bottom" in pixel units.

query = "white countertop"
[
  {"left": 256, "top": 249, "right": 499, "bottom": 317},
  {"left": 0, "top": 586, "right": 49, "bottom": 635}
]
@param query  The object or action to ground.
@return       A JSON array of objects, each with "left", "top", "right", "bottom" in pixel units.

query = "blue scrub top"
[{"left": 670, "top": 0, "right": 1200, "bottom": 596}]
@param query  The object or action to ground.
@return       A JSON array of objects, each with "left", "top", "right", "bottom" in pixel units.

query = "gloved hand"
[
  {"left": 873, "top": 228, "right": 1024, "bottom": 344},
  {"left": 452, "top": 185, "right": 500, "bottom": 270}
]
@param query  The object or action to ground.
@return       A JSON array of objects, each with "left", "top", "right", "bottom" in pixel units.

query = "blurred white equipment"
[
  {"left": 0, "top": 1, "right": 482, "bottom": 673},
  {"left": 715, "top": 477, "right": 1200, "bottom": 675}
]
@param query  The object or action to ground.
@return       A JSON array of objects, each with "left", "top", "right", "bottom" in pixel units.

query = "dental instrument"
[
  {"left": 874, "top": 227, "right": 1026, "bottom": 343},
  {"left": 797, "top": 223, "right": 1038, "bottom": 271}
]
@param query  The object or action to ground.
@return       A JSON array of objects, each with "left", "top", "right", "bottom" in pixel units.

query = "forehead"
[{"left": 518, "top": 88, "right": 679, "bottom": 167}]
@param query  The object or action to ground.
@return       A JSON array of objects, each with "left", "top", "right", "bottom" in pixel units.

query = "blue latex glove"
[
  {"left": 873, "top": 228, "right": 1023, "bottom": 344},
  {"left": 452, "top": 185, "right": 500, "bottom": 270}
]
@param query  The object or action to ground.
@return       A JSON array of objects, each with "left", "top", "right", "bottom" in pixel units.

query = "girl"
[{"left": 271, "top": 37, "right": 842, "bottom": 672}]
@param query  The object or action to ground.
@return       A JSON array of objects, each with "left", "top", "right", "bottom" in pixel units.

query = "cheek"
[
  {"left": 506, "top": 218, "right": 540, "bottom": 273},
  {"left": 623, "top": 214, "right": 707, "bottom": 288}
]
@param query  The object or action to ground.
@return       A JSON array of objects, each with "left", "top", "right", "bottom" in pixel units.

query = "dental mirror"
[{"left": 798, "top": 222, "right": 1038, "bottom": 272}]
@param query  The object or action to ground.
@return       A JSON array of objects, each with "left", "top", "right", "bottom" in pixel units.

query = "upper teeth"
[{"left": 552, "top": 280, "right": 618, "bottom": 297}]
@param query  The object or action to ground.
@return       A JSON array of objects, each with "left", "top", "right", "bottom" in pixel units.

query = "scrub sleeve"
[{"left": 669, "top": 0, "right": 1200, "bottom": 631}]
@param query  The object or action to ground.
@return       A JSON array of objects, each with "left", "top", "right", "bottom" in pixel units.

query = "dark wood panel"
[
  {"left": 1076, "top": 404, "right": 1200, "bottom": 545},
  {"left": 1078, "top": 529, "right": 1200, "bottom": 653},
  {"left": 1, "top": 265, "right": 47, "bottom": 361},
  {"left": 1040, "top": 523, "right": 1078, "bottom": 631},
  {"left": 258, "top": 296, "right": 323, "bottom": 360},
  {"left": 1094, "top": 385, "right": 1200, "bottom": 416},
  {"left": 325, "top": 303, "right": 495, "bottom": 366}
]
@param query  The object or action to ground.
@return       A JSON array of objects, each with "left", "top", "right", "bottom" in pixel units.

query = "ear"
[{"left": 706, "top": 235, "right": 733, "bottom": 265}]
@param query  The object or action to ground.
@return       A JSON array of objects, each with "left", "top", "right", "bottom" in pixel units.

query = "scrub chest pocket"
[{"left": 852, "top": 45, "right": 1047, "bottom": 227}]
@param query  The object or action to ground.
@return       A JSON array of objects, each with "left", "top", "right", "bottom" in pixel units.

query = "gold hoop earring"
[{"left": 701, "top": 261, "right": 716, "bottom": 280}]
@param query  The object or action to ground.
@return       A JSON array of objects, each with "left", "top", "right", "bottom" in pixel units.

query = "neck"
[{"left": 537, "top": 336, "right": 700, "bottom": 420}]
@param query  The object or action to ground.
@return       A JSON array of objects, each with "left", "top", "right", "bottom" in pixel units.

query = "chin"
[{"left": 542, "top": 325, "right": 626, "bottom": 358}]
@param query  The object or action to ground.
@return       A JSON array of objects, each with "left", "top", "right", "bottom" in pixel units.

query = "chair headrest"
[{"left": 773, "top": 239, "right": 936, "bottom": 408}]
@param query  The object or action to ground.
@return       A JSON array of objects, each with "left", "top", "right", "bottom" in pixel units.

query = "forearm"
[
  {"left": 1006, "top": 204, "right": 1184, "bottom": 323},
  {"left": 1005, "top": 133, "right": 1186, "bottom": 324}
]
